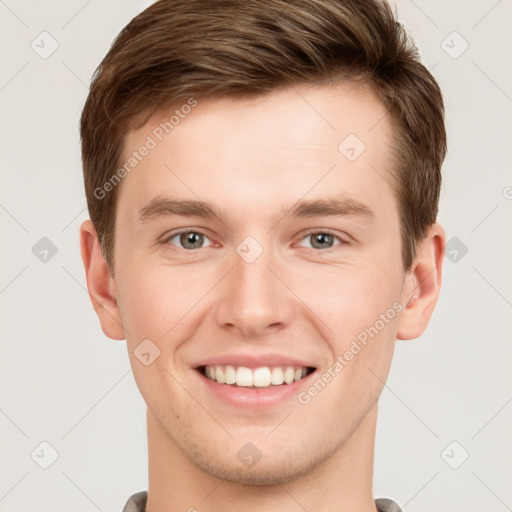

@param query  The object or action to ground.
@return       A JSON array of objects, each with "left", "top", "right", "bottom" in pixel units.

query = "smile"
[{"left": 199, "top": 364, "right": 316, "bottom": 388}]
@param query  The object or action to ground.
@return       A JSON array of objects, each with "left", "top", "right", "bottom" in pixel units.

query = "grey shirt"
[{"left": 122, "top": 490, "right": 404, "bottom": 512}]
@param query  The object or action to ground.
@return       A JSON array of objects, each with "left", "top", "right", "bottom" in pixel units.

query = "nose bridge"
[{"left": 215, "top": 236, "right": 292, "bottom": 335}]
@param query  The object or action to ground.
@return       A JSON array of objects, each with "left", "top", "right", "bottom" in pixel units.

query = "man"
[{"left": 79, "top": 0, "right": 446, "bottom": 510}]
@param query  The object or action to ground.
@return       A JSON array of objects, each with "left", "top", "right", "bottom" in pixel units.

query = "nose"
[{"left": 214, "top": 241, "right": 294, "bottom": 338}]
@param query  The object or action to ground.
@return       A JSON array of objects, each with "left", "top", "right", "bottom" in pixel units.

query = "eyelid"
[
  {"left": 162, "top": 228, "right": 215, "bottom": 248},
  {"left": 295, "top": 228, "right": 349, "bottom": 250}
]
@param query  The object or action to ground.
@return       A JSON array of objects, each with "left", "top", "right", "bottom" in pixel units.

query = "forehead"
[
  {"left": 127, "top": 81, "right": 391, "bottom": 154},
  {"left": 119, "top": 82, "right": 396, "bottom": 224}
]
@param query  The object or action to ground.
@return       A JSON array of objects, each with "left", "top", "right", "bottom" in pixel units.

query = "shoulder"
[
  {"left": 375, "top": 497, "right": 404, "bottom": 512},
  {"left": 122, "top": 490, "right": 148, "bottom": 512},
  {"left": 121, "top": 491, "right": 402, "bottom": 512}
]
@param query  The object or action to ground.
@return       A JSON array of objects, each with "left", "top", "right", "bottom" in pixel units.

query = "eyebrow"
[{"left": 137, "top": 194, "right": 375, "bottom": 224}]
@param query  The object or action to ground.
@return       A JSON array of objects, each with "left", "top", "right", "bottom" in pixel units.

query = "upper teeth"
[{"left": 204, "top": 365, "right": 309, "bottom": 387}]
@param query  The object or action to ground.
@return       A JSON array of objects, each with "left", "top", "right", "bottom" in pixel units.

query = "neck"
[{"left": 145, "top": 403, "right": 379, "bottom": 512}]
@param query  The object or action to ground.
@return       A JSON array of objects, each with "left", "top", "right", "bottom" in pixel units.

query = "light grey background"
[{"left": 1, "top": 1, "right": 511, "bottom": 511}]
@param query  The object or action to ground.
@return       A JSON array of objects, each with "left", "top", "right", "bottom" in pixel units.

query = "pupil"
[
  {"left": 314, "top": 233, "right": 332, "bottom": 248},
  {"left": 182, "top": 232, "right": 202, "bottom": 249}
]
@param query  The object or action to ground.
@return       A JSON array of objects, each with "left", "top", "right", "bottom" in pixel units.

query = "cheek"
[
  {"left": 116, "top": 262, "right": 205, "bottom": 341},
  {"left": 300, "top": 260, "right": 403, "bottom": 342}
]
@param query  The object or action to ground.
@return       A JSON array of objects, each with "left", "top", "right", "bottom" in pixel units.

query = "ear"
[
  {"left": 396, "top": 223, "right": 446, "bottom": 340},
  {"left": 80, "top": 219, "right": 125, "bottom": 340}
]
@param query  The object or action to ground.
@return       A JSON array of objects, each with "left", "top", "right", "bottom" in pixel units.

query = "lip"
[
  {"left": 194, "top": 353, "right": 316, "bottom": 369},
  {"left": 194, "top": 366, "right": 317, "bottom": 409}
]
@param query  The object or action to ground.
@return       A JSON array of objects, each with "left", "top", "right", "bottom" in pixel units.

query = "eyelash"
[{"left": 163, "top": 228, "right": 348, "bottom": 253}]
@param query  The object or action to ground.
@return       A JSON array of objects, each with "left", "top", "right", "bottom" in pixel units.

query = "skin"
[{"left": 80, "top": 81, "right": 445, "bottom": 512}]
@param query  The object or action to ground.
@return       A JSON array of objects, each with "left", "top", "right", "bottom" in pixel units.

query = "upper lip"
[{"left": 194, "top": 353, "right": 317, "bottom": 369}]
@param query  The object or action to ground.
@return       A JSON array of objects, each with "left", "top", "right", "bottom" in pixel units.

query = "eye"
[
  {"left": 297, "top": 230, "right": 346, "bottom": 251},
  {"left": 164, "top": 229, "right": 214, "bottom": 250}
]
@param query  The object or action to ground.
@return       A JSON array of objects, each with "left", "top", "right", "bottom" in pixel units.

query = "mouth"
[{"left": 197, "top": 364, "right": 316, "bottom": 388}]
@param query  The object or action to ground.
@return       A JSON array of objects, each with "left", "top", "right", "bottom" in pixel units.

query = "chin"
[
  {"left": 181, "top": 436, "right": 334, "bottom": 486},
  {"left": 192, "top": 455, "right": 314, "bottom": 486}
]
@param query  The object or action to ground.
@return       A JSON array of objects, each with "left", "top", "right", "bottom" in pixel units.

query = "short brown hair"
[{"left": 81, "top": 0, "right": 446, "bottom": 273}]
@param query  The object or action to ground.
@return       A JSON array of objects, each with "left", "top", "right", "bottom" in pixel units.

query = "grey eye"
[
  {"left": 308, "top": 233, "right": 336, "bottom": 249},
  {"left": 167, "top": 230, "right": 213, "bottom": 250}
]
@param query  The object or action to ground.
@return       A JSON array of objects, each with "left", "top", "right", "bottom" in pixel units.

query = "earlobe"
[
  {"left": 80, "top": 220, "right": 125, "bottom": 340},
  {"left": 396, "top": 223, "right": 446, "bottom": 341}
]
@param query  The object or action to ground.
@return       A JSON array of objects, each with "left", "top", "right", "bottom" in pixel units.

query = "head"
[{"left": 80, "top": 0, "right": 446, "bottom": 486}]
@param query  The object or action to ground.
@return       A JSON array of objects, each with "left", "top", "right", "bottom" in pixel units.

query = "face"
[{"left": 95, "top": 82, "right": 418, "bottom": 484}]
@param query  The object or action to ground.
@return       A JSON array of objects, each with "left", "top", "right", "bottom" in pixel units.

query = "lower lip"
[{"left": 196, "top": 369, "right": 316, "bottom": 409}]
